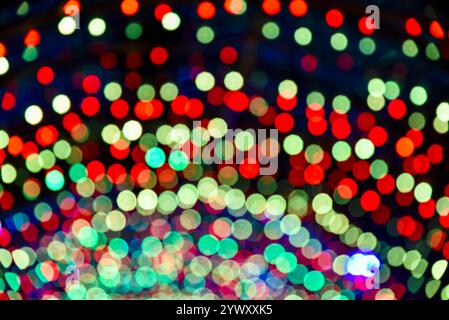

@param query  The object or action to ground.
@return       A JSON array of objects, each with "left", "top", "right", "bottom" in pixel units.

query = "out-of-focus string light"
[{"left": 0, "top": 0, "right": 448, "bottom": 302}]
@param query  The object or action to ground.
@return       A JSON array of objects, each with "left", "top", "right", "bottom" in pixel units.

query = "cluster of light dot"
[{"left": 0, "top": 0, "right": 449, "bottom": 301}]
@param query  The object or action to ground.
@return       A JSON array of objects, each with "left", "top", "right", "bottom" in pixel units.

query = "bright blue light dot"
[{"left": 346, "top": 253, "right": 380, "bottom": 277}]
